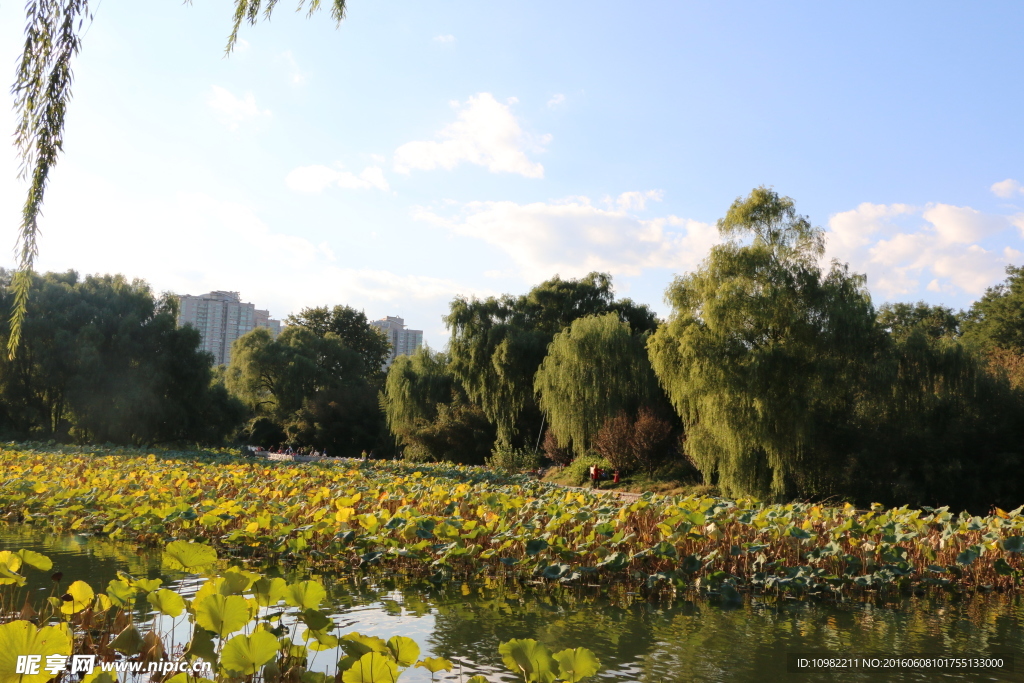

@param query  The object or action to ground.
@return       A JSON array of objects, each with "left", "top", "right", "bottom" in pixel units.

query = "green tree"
[
  {"left": 383, "top": 348, "right": 495, "bottom": 465},
  {"left": 226, "top": 325, "right": 384, "bottom": 455},
  {"left": 534, "top": 313, "right": 663, "bottom": 458},
  {"left": 0, "top": 270, "right": 244, "bottom": 444},
  {"left": 961, "top": 265, "right": 1024, "bottom": 353},
  {"left": 9, "top": 0, "right": 348, "bottom": 356},
  {"left": 878, "top": 301, "right": 960, "bottom": 342},
  {"left": 648, "top": 187, "right": 880, "bottom": 500},
  {"left": 287, "top": 305, "right": 391, "bottom": 373},
  {"left": 445, "top": 273, "right": 657, "bottom": 446}
]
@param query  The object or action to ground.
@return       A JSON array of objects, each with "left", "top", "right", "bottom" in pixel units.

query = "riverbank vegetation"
[
  {"left": 1, "top": 447, "right": 1022, "bottom": 598},
  {"left": 3, "top": 188, "right": 1024, "bottom": 512}
]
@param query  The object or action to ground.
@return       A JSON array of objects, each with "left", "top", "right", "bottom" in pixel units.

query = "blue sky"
[{"left": 1, "top": 1, "right": 1023, "bottom": 345}]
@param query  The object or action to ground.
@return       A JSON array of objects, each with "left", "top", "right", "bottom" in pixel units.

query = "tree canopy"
[
  {"left": 534, "top": 313, "right": 662, "bottom": 458},
  {"left": 0, "top": 270, "right": 245, "bottom": 444},
  {"left": 287, "top": 304, "right": 391, "bottom": 373},
  {"left": 444, "top": 272, "right": 657, "bottom": 446},
  {"left": 649, "top": 187, "right": 880, "bottom": 499}
]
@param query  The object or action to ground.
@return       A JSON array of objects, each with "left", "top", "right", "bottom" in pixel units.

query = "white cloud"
[
  {"left": 825, "top": 202, "right": 1021, "bottom": 298},
  {"left": 207, "top": 86, "right": 271, "bottom": 131},
  {"left": 286, "top": 164, "right": 389, "bottom": 192},
  {"left": 616, "top": 190, "right": 663, "bottom": 211},
  {"left": 393, "top": 93, "right": 548, "bottom": 178},
  {"left": 433, "top": 34, "right": 456, "bottom": 43},
  {"left": 547, "top": 93, "right": 566, "bottom": 108},
  {"left": 280, "top": 50, "right": 308, "bottom": 86},
  {"left": 991, "top": 179, "right": 1023, "bottom": 199},
  {"left": 413, "top": 195, "right": 719, "bottom": 282}
]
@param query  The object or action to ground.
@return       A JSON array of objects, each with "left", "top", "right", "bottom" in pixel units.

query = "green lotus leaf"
[
  {"left": 184, "top": 627, "right": 218, "bottom": 670},
  {"left": 415, "top": 657, "right": 453, "bottom": 674},
  {"left": 253, "top": 576, "right": 288, "bottom": 606},
  {"left": 284, "top": 580, "right": 327, "bottom": 610},
  {"left": 304, "top": 628, "right": 340, "bottom": 651},
  {"left": 339, "top": 632, "right": 390, "bottom": 658},
  {"left": 341, "top": 652, "right": 399, "bottom": 683},
  {"left": 0, "top": 551, "right": 22, "bottom": 573},
  {"left": 16, "top": 549, "right": 52, "bottom": 572},
  {"left": 956, "top": 547, "right": 979, "bottom": 566},
  {"left": 994, "top": 558, "right": 1014, "bottom": 575},
  {"left": 525, "top": 539, "right": 549, "bottom": 556},
  {"left": 110, "top": 624, "right": 144, "bottom": 655},
  {"left": 60, "top": 580, "right": 95, "bottom": 614},
  {"left": 219, "top": 568, "right": 256, "bottom": 595},
  {"left": 1001, "top": 536, "right": 1024, "bottom": 553},
  {"left": 106, "top": 578, "right": 137, "bottom": 608},
  {"left": 132, "top": 577, "right": 163, "bottom": 593},
  {"left": 466, "top": 677, "right": 489, "bottom": 683},
  {"left": 387, "top": 635, "right": 421, "bottom": 667},
  {"left": 498, "top": 638, "right": 557, "bottom": 683},
  {"left": 147, "top": 588, "right": 187, "bottom": 617},
  {"left": 195, "top": 593, "right": 255, "bottom": 637},
  {"left": 0, "top": 621, "right": 72, "bottom": 683},
  {"left": 300, "top": 672, "right": 328, "bottom": 683},
  {"left": 299, "top": 608, "right": 333, "bottom": 632},
  {"left": 163, "top": 540, "right": 218, "bottom": 572},
  {"left": 553, "top": 647, "right": 601, "bottom": 682},
  {"left": 221, "top": 630, "right": 281, "bottom": 675}
]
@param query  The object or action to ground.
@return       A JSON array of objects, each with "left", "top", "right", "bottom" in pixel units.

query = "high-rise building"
[
  {"left": 369, "top": 316, "right": 423, "bottom": 369},
  {"left": 177, "top": 291, "right": 281, "bottom": 366}
]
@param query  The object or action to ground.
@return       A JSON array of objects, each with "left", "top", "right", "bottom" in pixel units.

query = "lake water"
[{"left": 2, "top": 526, "right": 1023, "bottom": 682}]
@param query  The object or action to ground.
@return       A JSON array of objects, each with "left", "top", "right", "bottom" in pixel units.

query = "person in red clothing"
[{"left": 613, "top": 470, "right": 620, "bottom": 484}]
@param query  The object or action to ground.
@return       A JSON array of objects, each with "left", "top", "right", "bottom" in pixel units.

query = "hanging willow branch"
[{"left": 8, "top": 0, "right": 348, "bottom": 359}]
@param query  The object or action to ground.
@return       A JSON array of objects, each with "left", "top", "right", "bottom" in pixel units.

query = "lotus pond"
[
  {"left": 1, "top": 527, "right": 1023, "bottom": 682},
  {"left": 0, "top": 446, "right": 1023, "bottom": 681}
]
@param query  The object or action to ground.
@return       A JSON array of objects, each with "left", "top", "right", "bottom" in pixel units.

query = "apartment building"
[
  {"left": 369, "top": 316, "right": 424, "bottom": 369},
  {"left": 177, "top": 291, "right": 281, "bottom": 366}
]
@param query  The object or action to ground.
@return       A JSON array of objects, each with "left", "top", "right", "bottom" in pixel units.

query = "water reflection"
[{"left": 2, "top": 527, "right": 1022, "bottom": 682}]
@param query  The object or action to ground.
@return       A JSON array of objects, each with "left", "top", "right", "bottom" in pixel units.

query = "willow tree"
[
  {"left": 534, "top": 313, "right": 661, "bottom": 458},
  {"left": 445, "top": 273, "right": 657, "bottom": 446},
  {"left": 9, "top": 0, "right": 348, "bottom": 357},
  {"left": 648, "top": 187, "right": 879, "bottom": 500}
]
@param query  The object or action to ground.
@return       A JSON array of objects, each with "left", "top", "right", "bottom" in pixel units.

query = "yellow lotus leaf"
[
  {"left": 0, "top": 621, "right": 73, "bottom": 683},
  {"left": 61, "top": 580, "right": 95, "bottom": 614}
]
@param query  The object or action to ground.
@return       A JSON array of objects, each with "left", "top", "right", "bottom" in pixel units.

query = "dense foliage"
[
  {"left": 384, "top": 349, "right": 494, "bottom": 465},
  {"left": 226, "top": 326, "right": 385, "bottom": 457},
  {"left": 0, "top": 447, "right": 1022, "bottom": 598},
  {"left": 0, "top": 271, "right": 244, "bottom": 445},
  {"left": 444, "top": 273, "right": 658, "bottom": 447},
  {"left": 535, "top": 313, "right": 666, "bottom": 459}
]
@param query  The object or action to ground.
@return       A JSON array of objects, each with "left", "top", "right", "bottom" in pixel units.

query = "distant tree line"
[{"left": 5, "top": 188, "right": 1024, "bottom": 512}]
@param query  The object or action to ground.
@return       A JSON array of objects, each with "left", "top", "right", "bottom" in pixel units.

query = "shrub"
[
  {"left": 486, "top": 444, "right": 541, "bottom": 473},
  {"left": 593, "top": 408, "right": 675, "bottom": 475},
  {"left": 593, "top": 412, "right": 636, "bottom": 472},
  {"left": 541, "top": 429, "right": 573, "bottom": 465},
  {"left": 561, "top": 454, "right": 614, "bottom": 486}
]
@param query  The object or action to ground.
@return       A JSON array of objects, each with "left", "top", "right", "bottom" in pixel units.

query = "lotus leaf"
[
  {"left": 147, "top": 588, "right": 187, "bottom": 617},
  {"left": 0, "top": 621, "right": 72, "bottom": 683},
  {"left": 221, "top": 630, "right": 281, "bottom": 675},
  {"left": 387, "top": 635, "right": 421, "bottom": 667},
  {"left": 284, "top": 580, "right": 327, "bottom": 610},
  {"left": 415, "top": 657, "right": 453, "bottom": 674},
  {"left": 254, "top": 576, "right": 288, "bottom": 606},
  {"left": 341, "top": 652, "right": 399, "bottom": 683},
  {"left": 195, "top": 593, "right": 255, "bottom": 637},
  {"left": 163, "top": 540, "right": 218, "bottom": 572},
  {"left": 498, "top": 638, "right": 557, "bottom": 683},
  {"left": 110, "top": 624, "right": 144, "bottom": 655},
  {"left": 60, "top": 580, "right": 94, "bottom": 614},
  {"left": 553, "top": 647, "right": 601, "bottom": 682}
]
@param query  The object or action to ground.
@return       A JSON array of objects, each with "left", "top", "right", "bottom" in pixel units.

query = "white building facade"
[
  {"left": 177, "top": 291, "right": 281, "bottom": 366},
  {"left": 369, "top": 316, "right": 424, "bottom": 369}
]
